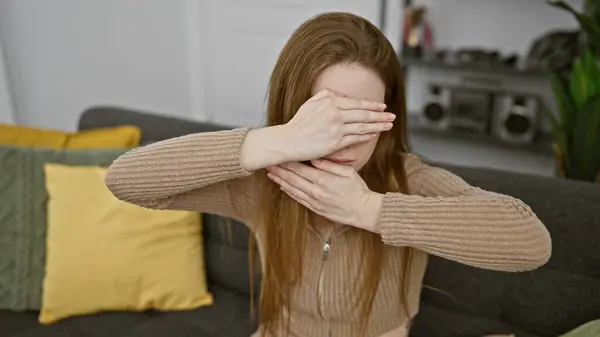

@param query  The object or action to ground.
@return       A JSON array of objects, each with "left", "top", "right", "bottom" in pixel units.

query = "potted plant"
[{"left": 546, "top": 0, "right": 600, "bottom": 182}]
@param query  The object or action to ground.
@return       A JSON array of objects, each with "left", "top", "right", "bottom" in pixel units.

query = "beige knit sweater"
[{"left": 104, "top": 127, "right": 552, "bottom": 337}]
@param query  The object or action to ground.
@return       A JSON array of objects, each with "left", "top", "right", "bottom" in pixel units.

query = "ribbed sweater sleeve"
[
  {"left": 104, "top": 127, "right": 254, "bottom": 222},
  {"left": 380, "top": 154, "right": 552, "bottom": 272}
]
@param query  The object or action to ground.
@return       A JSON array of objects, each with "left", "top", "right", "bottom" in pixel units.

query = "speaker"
[
  {"left": 492, "top": 94, "right": 539, "bottom": 144},
  {"left": 449, "top": 88, "right": 494, "bottom": 135},
  {"left": 419, "top": 85, "right": 451, "bottom": 130}
]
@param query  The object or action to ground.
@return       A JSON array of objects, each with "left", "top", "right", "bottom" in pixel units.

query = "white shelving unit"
[{"left": 398, "top": 0, "right": 585, "bottom": 176}]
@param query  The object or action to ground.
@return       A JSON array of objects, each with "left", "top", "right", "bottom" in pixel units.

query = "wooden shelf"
[
  {"left": 407, "top": 114, "right": 554, "bottom": 156},
  {"left": 401, "top": 55, "right": 549, "bottom": 78}
]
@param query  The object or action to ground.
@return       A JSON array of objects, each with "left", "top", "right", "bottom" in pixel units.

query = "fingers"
[
  {"left": 280, "top": 183, "right": 314, "bottom": 210},
  {"left": 268, "top": 171, "right": 311, "bottom": 199},
  {"left": 339, "top": 134, "right": 378, "bottom": 148},
  {"left": 267, "top": 170, "right": 316, "bottom": 205},
  {"left": 279, "top": 162, "right": 324, "bottom": 182},
  {"left": 310, "top": 89, "right": 386, "bottom": 112},
  {"left": 266, "top": 166, "right": 314, "bottom": 193},
  {"left": 342, "top": 109, "right": 396, "bottom": 123},
  {"left": 343, "top": 121, "right": 393, "bottom": 135},
  {"left": 311, "top": 159, "right": 353, "bottom": 177},
  {"left": 335, "top": 96, "right": 387, "bottom": 111}
]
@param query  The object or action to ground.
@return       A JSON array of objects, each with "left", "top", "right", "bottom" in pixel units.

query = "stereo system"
[{"left": 419, "top": 84, "right": 541, "bottom": 144}]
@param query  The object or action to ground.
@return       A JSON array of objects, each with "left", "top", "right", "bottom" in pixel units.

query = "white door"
[{"left": 197, "top": 0, "right": 382, "bottom": 127}]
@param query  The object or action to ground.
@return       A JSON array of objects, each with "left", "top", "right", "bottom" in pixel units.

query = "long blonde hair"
[{"left": 250, "top": 12, "right": 414, "bottom": 336}]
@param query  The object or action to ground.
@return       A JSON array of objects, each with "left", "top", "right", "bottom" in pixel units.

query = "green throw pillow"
[
  {"left": 0, "top": 145, "right": 128, "bottom": 310},
  {"left": 561, "top": 319, "right": 600, "bottom": 337}
]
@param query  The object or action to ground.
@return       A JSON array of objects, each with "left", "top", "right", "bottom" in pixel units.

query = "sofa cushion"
[
  {"left": 412, "top": 303, "right": 538, "bottom": 337},
  {"left": 0, "top": 124, "right": 141, "bottom": 149},
  {"left": 202, "top": 214, "right": 261, "bottom": 297},
  {"left": 78, "top": 107, "right": 231, "bottom": 145},
  {"left": 78, "top": 107, "right": 263, "bottom": 297},
  {"left": 0, "top": 286, "right": 256, "bottom": 337},
  {"left": 125, "top": 285, "right": 257, "bottom": 337},
  {"left": 0, "top": 145, "right": 127, "bottom": 310},
  {"left": 411, "top": 163, "right": 600, "bottom": 337},
  {"left": 39, "top": 163, "right": 213, "bottom": 324}
]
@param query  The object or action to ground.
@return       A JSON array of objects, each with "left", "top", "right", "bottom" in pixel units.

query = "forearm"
[
  {"left": 366, "top": 154, "right": 551, "bottom": 272},
  {"left": 105, "top": 127, "right": 253, "bottom": 205},
  {"left": 378, "top": 192, "right": 551, "bottom": 272},
  {"left": 239, "top": 125, "right": 293, "bottom": 171}
]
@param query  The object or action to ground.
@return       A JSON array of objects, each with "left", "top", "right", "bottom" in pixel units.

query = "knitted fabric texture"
[{"left": 104, "top": 128, "right": 551, "bottom": 337}]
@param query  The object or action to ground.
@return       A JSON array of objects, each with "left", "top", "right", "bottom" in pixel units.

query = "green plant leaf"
[
  {"left": 549, "top": 72, "right": 576, "bottom": 174},
  {"left": 581, "top": 49, "right": 596, "bottom": 95},
  {"left": 580, "top": 48, "right": 600, "bottom": 98},
  {"left": 548, "top": 0, "right": 600, "bottom": 52},
  {"left": 546, "top": 0, "right": 600, "bottom": 181},
  {"left": 544, "top": 106, "right": 566, "bottom": 153},
  {"left": 544, "top": 106, "right": 571, "bottom": 177},
  {"left": 570, "top": 93, "right": 600, "bottom": 181},
  {"left": 544, "top": 105, "right": 563, "bottom": 139},
  {"left": 547, "top": 0, "right": 578, "bottom": 12},
  {"left": 570, "top": 58, "right": 588, "bottom": 110}
]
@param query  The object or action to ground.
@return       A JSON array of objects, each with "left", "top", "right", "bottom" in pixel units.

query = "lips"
[{"left": 325, "top": 158, "right": 355, "bottom": 166}]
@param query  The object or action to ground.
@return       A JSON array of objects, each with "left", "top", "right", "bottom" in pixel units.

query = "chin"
[{"left": 353, "top": 162, "right": 367, "bottom": 172}]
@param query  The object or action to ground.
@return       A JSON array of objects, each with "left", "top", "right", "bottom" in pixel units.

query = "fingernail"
[
  {"left": 385, "top": 123, "right": 393, "bottom": 128},
  {"left": 388, "top": 114, "right": 396, "bottom": 120},
  {"left": 378, "top": 103, "right": 387, "bottom": 109}
]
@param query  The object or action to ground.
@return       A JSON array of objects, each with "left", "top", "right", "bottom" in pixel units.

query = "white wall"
[
  {"left": 198, "top": 0, "right": 382, "bottom": 127},
  {"left": 419, "top": 0, "right": 584, "bottom": 56},
  {"left": 0, "top": 0, "right": 193, "bottom": 131},
  {"left": 0, "top": 0, "right": 383, "bottom": 131},
  {"left": 0, "top": 33, "right": 15, "bottom": 124}
]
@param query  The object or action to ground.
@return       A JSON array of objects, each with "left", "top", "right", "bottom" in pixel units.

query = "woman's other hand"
[
  {"left": 266, "top": 159, "right": 384, "bottom": 232},
  {"left": 282, "top": 89, "right": 395, "bottom": 162}
]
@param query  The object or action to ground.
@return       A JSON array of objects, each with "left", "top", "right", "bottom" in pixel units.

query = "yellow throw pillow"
[
  {"left": 40, "top": 163, "right": 212, "bottom": 324},
  {"left": 0, "top": 124, "right": 66, "bottom": 148},
  {"left": 65, "top": 126, "right": 141, "bottom": 149},
  {"left": 0, "top": 124, "right": 141, "bottom": 149}
]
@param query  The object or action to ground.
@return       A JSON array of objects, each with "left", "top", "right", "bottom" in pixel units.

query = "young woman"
[{"left": 105, "top": 12, "right": 551, "bottom": 337}]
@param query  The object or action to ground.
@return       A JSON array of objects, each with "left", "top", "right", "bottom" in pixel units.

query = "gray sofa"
[{"left": 1, "top": 106, "right": 599, "bottom": 337}]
